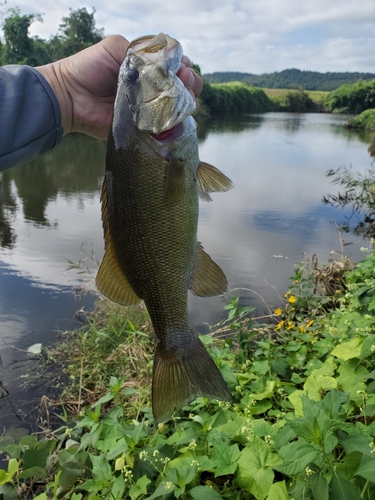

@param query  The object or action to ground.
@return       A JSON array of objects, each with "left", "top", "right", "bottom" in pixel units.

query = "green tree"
[
  {"left": 49, "top": 7, "right": 104, "bottom": 60},
  {"left": 0, "top": 7, "right": 49, "bottom": 65}
]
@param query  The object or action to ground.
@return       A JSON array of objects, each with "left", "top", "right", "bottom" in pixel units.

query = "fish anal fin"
[
  {"left": 152, "top": 334, "right": 231, "bottom": 423},
  {"left": 96, "top": 175, "right": 141, "bottom": 306},
  {"left": 197, "top": 161, "right": 233, "bottom": 202},
  {"left": 189, "top": 242, "right": 228, "bottom": 297}
]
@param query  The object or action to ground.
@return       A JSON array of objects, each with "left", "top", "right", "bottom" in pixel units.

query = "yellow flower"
[
  {"left": 275, "top": 320, "right": 285, "bottom": 331},
  {"left": 288, "top": 295, "right": 297, "bottom": 304},
  {"left": 298, "top": 325, "right": 306, "bottom": 333},
  {"left": 274, "top": 308, "right": 283, "bottom": 316},
  {"left": 306, "top": 320, "right": 314, "bottom": 328},
  {"left": 286, "top": 321, "right": 294, "bottom": 330}
]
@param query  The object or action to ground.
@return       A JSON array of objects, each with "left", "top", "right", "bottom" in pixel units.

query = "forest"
[
  {"left": 204, "top": 68, "right": 375, "bottom": 92},
  {"left": 0, "top": 7, "right": 104, "bottom": 65}
]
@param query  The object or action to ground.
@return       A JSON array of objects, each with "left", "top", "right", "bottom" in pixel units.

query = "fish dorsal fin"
[
  {"left": 189, "top": 242, "right": 228, "bottom": 297},
  {"left": 196, "top": 161, "right": 233, "bottom": 202},
  {"left": 96, "top": 177, "right": 141, "bottom": 306}
]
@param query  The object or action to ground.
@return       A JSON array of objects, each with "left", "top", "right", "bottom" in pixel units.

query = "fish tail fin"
[{"left": 152, "top": 333, "right": 231, "bottom": 423}]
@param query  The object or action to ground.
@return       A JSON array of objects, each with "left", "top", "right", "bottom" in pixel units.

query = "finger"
[
  {"left": 177, "top": 67, "right": 203, "bottom": 98},
  {"left": 179, "top": 55, "right": 192, "bottom": 70}
]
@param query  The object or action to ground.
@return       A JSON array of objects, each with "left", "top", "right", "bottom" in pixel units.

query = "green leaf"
[
  {"left": 148, "top": 481, "right": 176, "bottom": 499},
  {"left": 237, "top": 436, "right": 281, "bottom": 500},
  {"left": 331, "top": 337, "right": 363, "bottom": 360},
  {"left": 276, "top": 441, "right": 319, "bottom": 475},
  {"left": 267, "top": 481, "right": 291, "bottom": 500},
  {"left": 309, "top": 470, "right": 329, "bottom": 500},
  {"left": 129, "top": 475, "right": 151, "bottom": 500},
  {"left": 18, "top": 466, "right": 47, "bottom": 479},
  {"left": 7, "top": 459, "right": 18, "bottom": 479},
  {"left": 354, "top": 457, "right": 375, "bottom": 482},
  {"left": 320, "top": 390, "right": 349, "bottom": 418},
  {"left": 212, "top": 444, "right": 241, "bottom": 477},
  {"left": 360, "top": 334, "right": 375, "bottom": 360},
  {"left": 189, "top": 486, "right": 223, "bottom": 499},
  {"left": 339, "top": 432, "right": 373, "bottom": 456},
  {"left": 304, "top": 375, "right": 337, "bottom": 401},
  {"left": 90, "top": 453, "right": 112, "bottom": 481},
  {"left": 0, "top": 470, "right": 7, "bottom": 486},
  {"left": 329, "top": 474, "right": 361, "bottom": 500}
]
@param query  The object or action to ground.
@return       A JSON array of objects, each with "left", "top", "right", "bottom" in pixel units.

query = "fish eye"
[{"left": 126, "top": 69, "right": 139, "bottom": 82}]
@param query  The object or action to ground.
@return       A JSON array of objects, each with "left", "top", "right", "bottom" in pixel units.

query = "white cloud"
[{"left": 3, "top": 0, "right": 374, "bottom": 73}]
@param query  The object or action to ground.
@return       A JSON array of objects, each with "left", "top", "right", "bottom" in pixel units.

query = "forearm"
[{"left": 0, "top": 65, "right": 63, "bottom": 171}]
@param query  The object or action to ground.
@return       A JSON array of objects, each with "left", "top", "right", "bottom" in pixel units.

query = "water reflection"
[{"left": 2, "top": 134, "right": 106, "bottom": 228}]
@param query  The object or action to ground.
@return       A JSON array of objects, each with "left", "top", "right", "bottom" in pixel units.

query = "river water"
[{"left": 0, "top": 112, "right": 372, "bottom": 433}]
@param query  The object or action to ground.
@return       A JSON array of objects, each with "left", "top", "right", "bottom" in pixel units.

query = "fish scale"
[{"left": 96, "top": 33, "right": 233, "bottom": 422}]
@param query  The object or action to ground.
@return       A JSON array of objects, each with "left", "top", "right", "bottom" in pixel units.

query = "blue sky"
[{"left": 5, "top": 0, "right": 375, "bottom": 73}]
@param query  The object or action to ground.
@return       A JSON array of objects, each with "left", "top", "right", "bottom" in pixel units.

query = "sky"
[{"left": 3, "top": 0, "right": 375, "bottom": 74}]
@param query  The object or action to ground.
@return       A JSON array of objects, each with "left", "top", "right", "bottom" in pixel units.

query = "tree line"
[
  {"left": 204, "top": 68, "right": 375, "bottom": 92},
  {"left": 0, "top": 7, "right": 103, "bottom": 65}
]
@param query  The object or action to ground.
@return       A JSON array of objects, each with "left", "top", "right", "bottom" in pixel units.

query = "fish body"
[{"left": 96, "top": 33, "right": 233, "bottom": 422}]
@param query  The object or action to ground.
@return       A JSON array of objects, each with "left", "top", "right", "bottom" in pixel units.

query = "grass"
[{"left": 262, "top": 88, "right": 328, "bottom": 104}]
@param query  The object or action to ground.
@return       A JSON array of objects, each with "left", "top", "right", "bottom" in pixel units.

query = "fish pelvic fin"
[
  {"left": 96, "top": 176, "right": 141, "bottom": 306},
  {"left": 197, "top": 161, "right": 234, "bottom": 202},
  {"left": 152, "top": 333, "right": 231, "bottom": 423},
  {"left": 96, "top": 240, "right": 141, "bottom": 306},
  {"left": 189, "top": 242, "right": 228, "bottom": 297}
]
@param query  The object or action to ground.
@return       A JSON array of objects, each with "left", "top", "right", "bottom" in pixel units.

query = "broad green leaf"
[
  {"left": 276, "top": 441, "right": 319, "bottom": 475},
  {"left": 354, "top": 456, "right": 375, "bottom": 482},
  {"left": 111, "top": 473, "right": 126, "bottom": 498},
  {"left": 338, "top": 432, "right": 373, "bottom": 456},
  {"left": 329, "top": 475, "right": 361, "bottom": 500},
  {"left": 189, "top": 486, "right": 223, "bottom": 499},
  {"left": 331, "top": 337, "right": 362, "bottom": 361},
  {"left": 267, "top": 481, "right": 291, "bottom": 500},
  {"left": 304, "top": 375, "right": 337, "bottom": 401},
  {"left": 320, "top": 390, "right": 349, "bottom": 418},
  {"left": 90, "top": 453, "right": 112, "bottom": 481},
  {"left": 308, "top": 470, "right": 329, "bottom": 500},
  {"left": 237, "top": 436, "right": 281, "bottom": 500},
  {"left": 129, "top": 475, "right": 151, "bottom": 500},
  {"left": 212, "top": 444, "right": 241, "bottom": 477},
  {"left": 59, "top": 467, "right": 81, "bottom": 492},
  {"left": 288, "top": 390, "right": 305, "bottom": 417},
  {"left": 33, "top": 495, "right": 48, "bottom": 500},
  {"left": 18, "top": 466, "right": 47, "bottom": 479},
  {"left": 360, "top": 334, "right": 375, "bottom": 360}
]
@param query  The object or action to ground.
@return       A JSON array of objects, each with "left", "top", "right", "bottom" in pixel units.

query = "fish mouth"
[{"left": 150, "top": 122, "right": 184, "bottom": 143}]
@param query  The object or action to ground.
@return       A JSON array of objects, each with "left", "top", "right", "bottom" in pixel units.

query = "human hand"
[{"left": 37, "top": 35, "right": 203, "bottom": 140}]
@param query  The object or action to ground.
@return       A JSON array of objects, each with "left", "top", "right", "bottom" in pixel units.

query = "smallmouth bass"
[{"left": 96, "top": 33, "right": 233, "bottom": 422}]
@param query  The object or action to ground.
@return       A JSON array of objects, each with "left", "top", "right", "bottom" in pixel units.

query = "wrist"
[{"left": 36, "top": 61, "right": 73, "bottom": 135}]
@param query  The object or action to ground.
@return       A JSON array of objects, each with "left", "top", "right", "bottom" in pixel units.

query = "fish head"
[{"left": 117, "top": 33, "right": 197, "bottom": 136}]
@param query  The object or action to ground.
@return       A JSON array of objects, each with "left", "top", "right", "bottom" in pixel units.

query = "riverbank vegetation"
[
  {"left": 1, "top": 243, "right": 375, "bottom": 499},
  {"left": 346, "top": 110, "right": 375, "bottom": 132},
  {"left": 325, "top": 80, "right": 375, "bottom": 114}
]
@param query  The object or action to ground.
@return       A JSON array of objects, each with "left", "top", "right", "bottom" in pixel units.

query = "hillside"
[{"left": 203, "top": 68, "right": 375, "bottom": 91}]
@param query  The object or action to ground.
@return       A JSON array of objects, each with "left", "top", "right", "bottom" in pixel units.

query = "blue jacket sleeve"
[{"left": 0, "top": 65, "right": 64, "bottom": 171}]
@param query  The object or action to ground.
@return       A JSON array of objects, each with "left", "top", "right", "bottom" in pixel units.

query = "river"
[{"left": 0, "top": 112, "right": 372, "bottom": 434}]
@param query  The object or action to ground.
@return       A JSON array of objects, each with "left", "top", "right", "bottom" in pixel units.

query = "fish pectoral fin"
[
  {"left": 152, "top": 333, "right": 231, "bottom": 423},
  {"left": 197, "top": 161, "right": 234, "bottom": 202},
  {"left": 189, "top": 242, "right": 228, "bottom": 297},
  {"left": 96, "top": 241, "right": 141, "bottom": 306}
]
